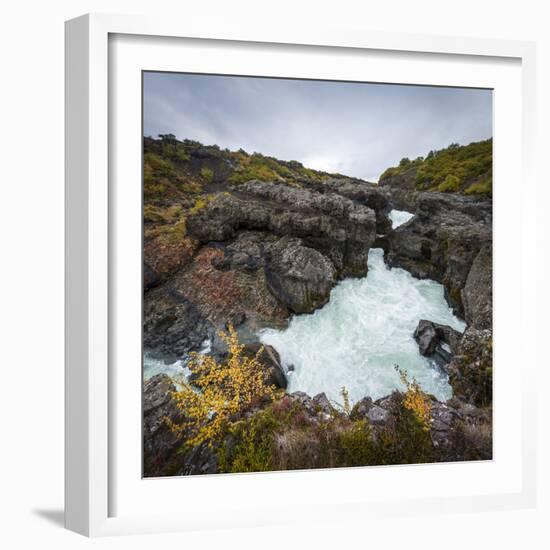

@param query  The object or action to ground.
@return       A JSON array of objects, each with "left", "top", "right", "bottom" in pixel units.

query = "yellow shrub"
[
  {"left": 167, "top": 325, "right": 280, "bottom": 448},
  {"left": 397, "top": 367, "right": 431, "bottom": 431}
]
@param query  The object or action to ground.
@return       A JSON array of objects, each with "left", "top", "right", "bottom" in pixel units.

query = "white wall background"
[{"left": 0, "top": 1, "right": 547, "bottom": 548}]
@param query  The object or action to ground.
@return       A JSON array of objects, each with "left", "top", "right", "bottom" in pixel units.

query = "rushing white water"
[
  {"left": 260, "top": 246, "right": 465, "bottom": 405},
  {"left": 143, "top": 353, "right": 187, "bottom": 381},
  {"left": 389, "top": 209, "right": 414, "bottom": 229},
  {"left": 143, "top": 339, "right": 212, "bottom": 382},
  {"left": 145, "top": 209, "right": 464, "bottom": 406}
]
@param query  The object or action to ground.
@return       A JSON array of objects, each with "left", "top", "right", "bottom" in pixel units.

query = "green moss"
[
  {"left": 373, "top": 405, "right": 433, "bottom": 466},
  {"left": 438, "top": 174, "right": 461, "bottom": 192},
  {"left": 189, "top": 194, "right": 215, "bottom": 215},
  {"left": 218, "top": 409, "right": 279, "bottom": 473},
  {"left": 200, "top": 167, "right": 214, "bottom": 183},
  {"left": 144, "top": 152, "right": 174, "bottom": 177},
  {"left": 144, "top": 180, "right": 167, "bottom": 198},
  {"left": 178, "top": 179, "right": 203, "bottom": 194},
  {"left": 336, "top": 420, "right": 376, "bottom": 466},
  {"left": 464, "top": 178, "right": 492, "bottom": 195},
  {"left": 380, "top": 157, "right": 423, "bottom": 181},
  {"left": 229, "top": 160, "right": 279, "bottom": 185}
]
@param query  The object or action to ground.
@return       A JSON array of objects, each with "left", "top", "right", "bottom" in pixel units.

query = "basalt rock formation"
[
  {"left": 186, "top": 180, "right": 380, "bottom": 277},
  {"left": 142, "top": 136, "right": 493, "bottom": 475},
  {"left": 145, "top": 173, "right": 390, "bottom": 356},
  {"left": 385, "top": 192, "right": 492, "bottom": 319}
]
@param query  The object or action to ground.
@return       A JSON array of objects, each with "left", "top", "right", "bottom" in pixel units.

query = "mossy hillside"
[
  {"left": 144, "top": 134, "right": 346, "bottom": 193},
  {"left": 143, "top": 134, "right": 356, "bottom": 265},
  {"left": 380, "top": 139, "right": 493, "bottom": 196}
]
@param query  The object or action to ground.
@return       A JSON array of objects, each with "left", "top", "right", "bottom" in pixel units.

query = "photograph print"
[{"left": 142, "top": 73, "right": 493, "bottom": 477}]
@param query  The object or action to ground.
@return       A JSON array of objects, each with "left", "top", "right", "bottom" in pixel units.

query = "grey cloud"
[{"left": 144, "top": 72, "right": 492, "bottom": 182}]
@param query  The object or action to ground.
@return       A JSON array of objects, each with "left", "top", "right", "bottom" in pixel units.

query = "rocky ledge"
[
  {"left": 144, "top": 373, "right": 492, "bottom": 476},
  {"left": 145, "top": 179, "right": 391, "bottom": 356},
  {"left": 384, "top": 192, "right": 492, "bottom": 324}
]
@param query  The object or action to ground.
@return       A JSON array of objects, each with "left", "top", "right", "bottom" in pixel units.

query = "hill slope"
[{"left": 378, "top": 139, "right": 492, "bottom": 209}]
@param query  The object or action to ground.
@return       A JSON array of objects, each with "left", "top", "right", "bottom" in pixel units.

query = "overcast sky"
[{"left": 143, "top": 72, "right": 492, "bottom": 182}]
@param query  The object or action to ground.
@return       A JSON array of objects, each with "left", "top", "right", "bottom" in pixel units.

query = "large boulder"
[
  {"left": 307, "top": 178, "right": 393, "bottom": 234},
  {"left": 265, "top": 237, "right": 337, "bottom": 314},
  {"left": 143, "top": 285, "right": 214, "bottom": 356},
  {"left": 413, "top": 319, "right": 463, "bottom": 366},
  {"left": 242, "top": 342, "right": 288, "bottom": 389},
  {"left": 186, "top": 181, "right": 377, "bottom": 277}
]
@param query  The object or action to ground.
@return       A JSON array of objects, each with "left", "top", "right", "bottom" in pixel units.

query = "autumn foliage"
[{"left": 167, "top": 325, "right": 279, "bottom": 448}]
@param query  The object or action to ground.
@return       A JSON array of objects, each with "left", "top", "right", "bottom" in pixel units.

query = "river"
[{"left": 144, "top": 210, "right": 466, "bottom": 406}]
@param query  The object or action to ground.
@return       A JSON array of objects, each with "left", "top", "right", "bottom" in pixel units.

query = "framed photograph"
[{"left": 65, "top": 13, "right": 537, "bottom": 536}]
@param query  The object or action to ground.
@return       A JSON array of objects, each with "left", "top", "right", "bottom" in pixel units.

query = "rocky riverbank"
[{"left": 142, "top": 136, "right": 493, "bottom": 476}]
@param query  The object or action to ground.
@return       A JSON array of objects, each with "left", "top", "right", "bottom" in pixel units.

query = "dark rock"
[
  {"left": 144, "top": 263, "right": 160, "bottom": 291},
  {"left": 289, "top": 391, "right": 342, "bottom": 419},
  {"left": 143, "top": 374, "right": 184, "bottom": 477},
  {"left": 432, "top": 397, "right": 492, "bottom": 461},
  {"left": 225, "top": 311, "right": 246, "bottom": 329},
  {"left": 367, "top": 404, "right": 391, "bottom": 426},
  {"left": 386, "top": 192, "right": 492, "bottom": 317},
  {"left": 186, "top": 181, "right": 377, "bottom": 278},
  {"left": 221, "top": 231, "right": 272, "bottom": 272},
  {"left": 378, "top": 166, "right": 420, "bottom": 211},
  {"left": 265, "top": 237, "right": 337, "bottom": 314},
  {"left": 350, "top": 396, "right": 390, "bottom": 426},
  {"left": 312, "top": 392, "right": 335, "bottom": 415},
  {"left": 350, "top": 396, "right": 374, "bottom": 420},
  {"left": 433, "top": 323, "right": 463, "bottom": 354},
  {"left": 462, "top": 244, "right": 492, "bottom": 329},
  {"left": 179, "top": 443, "right": 218, "bottom": 475},
  {"left": 242, "top": 343, "right": 287, "bottom": 389},
  {"left": 429, "top": 400, "right": 460, "bottom": 448},
  {"left": 143, "top": 285, "right": 214, "bottom": 356},
  {"left": 307, "top": 179, "right": 393, "bottom": 234},
  {"left": 447, "top": 327, "right": 493, "bottom": 407},
  {"left": 414, "top": 320, "right": 439, "bottom": 356},
  {"left": 413, "top": 320, "right": 463, "bottom": 365},
  {"left": 211, "top": 254, "right": 231, "bottom": 271},
  {"left": 144, "top": 243, "right": 288, "bottom": 358}
]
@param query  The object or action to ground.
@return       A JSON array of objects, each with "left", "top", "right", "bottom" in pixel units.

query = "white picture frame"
[{"left": 65, "top": 12, "right": 537, "bottom": 537}]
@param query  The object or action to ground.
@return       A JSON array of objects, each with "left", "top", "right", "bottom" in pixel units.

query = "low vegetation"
[
  {"left": 379, "top": 139, "right": 492, "bottom": 196},
  {"left": 167, "top": 327, "right": 437, "bottom": 473},
  {"left": 167, "top": 325, "right": 281, "bottom": 449}
]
